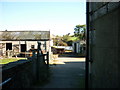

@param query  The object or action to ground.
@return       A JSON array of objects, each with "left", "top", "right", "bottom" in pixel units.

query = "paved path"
[{"left": 33, "top": 57, "right": 85, "bottom": 88}]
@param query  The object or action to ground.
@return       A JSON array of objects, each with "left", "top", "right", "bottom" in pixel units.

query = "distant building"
[
  {"left": 0, "top": 31, "right": 51, "bottom": 57},
  {"left": 72, "top": 40, "right": 86, "bottom": 54}
]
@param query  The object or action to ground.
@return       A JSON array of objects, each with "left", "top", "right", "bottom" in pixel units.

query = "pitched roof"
[{"left": 0, "top": 31, "right": 50, "bottom": 41}]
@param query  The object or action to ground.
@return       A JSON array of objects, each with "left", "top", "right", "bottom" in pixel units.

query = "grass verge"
[{"left": 0, "top": 58, "right": 27, "bottom": 64}]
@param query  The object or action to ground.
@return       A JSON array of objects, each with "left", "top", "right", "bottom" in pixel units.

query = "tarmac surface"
[{"left": 32, "top": 53, "right": 85, "bottom": 88}]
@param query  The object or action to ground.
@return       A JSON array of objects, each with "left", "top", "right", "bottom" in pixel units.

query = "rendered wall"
[{"left": 89, "top": 2, "right": 120, "bottom": 88}]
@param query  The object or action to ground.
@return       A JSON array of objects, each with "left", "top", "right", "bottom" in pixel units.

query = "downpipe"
[{"left": 85, "top": 1, "right": 89, "bottom": 90}]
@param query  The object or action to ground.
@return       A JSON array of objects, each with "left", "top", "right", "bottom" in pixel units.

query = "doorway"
[
  {"left": 6, "top": 43, "right": 12, "bottom": 51},
  {"left": 20, "top": 44, "right": 26, "bottom": 52}
]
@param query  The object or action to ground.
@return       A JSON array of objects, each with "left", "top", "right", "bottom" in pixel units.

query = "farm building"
[
  {"left": 0, "top": 31, "right": 52, "bottom": 57},
  {"left": 72, "top": 40, "right": 86, "bottom": 54}
]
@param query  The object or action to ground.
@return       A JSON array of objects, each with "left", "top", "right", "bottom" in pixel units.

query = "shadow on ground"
[{"left": 32, "top": 52, "right": 85, "bottom": 88}]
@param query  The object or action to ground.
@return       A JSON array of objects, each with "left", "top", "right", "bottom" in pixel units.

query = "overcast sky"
[{"left": 0, "top": 0, "right": 86, "bottom": 36}]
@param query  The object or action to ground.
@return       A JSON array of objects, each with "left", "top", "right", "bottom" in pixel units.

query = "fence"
[{"left": 1, "top": 42, "right": 49, "bottom": 88}]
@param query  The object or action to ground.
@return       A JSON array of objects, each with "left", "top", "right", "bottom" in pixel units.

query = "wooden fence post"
[
  {"left": 31, "top": 49, "right": 37, "bottom": 81},
  {"left": 47, "top": 52, "right": 49, "bottom": 69},
  {"left": 32, "top": 50, "right": 35, "bottom": 58},
  {"left": 36, "top": 41, "right": 41, "bottom": 81},
  {"left": 46, "top": 52, "right": 49, "bottom": 77}
]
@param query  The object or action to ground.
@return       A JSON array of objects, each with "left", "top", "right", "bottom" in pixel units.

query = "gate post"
[
  {"left": 36, "top": 41, "right": 41, "bottom": 81},
  {"left": 47, "top": 52, "right": 49, "bottom": 69}
]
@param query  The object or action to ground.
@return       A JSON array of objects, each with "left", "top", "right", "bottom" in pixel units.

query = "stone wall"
[
  {"left": 89, "top": 2, "right": 120, "bottom": 88},
  {"left": 2, "top": 55, "right": 49, "bottom": 88}
]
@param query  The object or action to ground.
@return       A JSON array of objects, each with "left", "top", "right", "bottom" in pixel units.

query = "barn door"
[
  {"left": 6, "top": 43, "right": 12, "bottom": 51},
  {"left": 21, "top": 44, "right": 26, "bottom": 52}
]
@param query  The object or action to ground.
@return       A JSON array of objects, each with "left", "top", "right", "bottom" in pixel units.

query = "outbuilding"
[{"left": 0, "top": 31, "right": 51, "bottom": 57}]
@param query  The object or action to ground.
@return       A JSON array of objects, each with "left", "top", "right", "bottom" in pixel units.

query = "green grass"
[{"left": 0, "top": 58, "right": 27, "bottom": 64}]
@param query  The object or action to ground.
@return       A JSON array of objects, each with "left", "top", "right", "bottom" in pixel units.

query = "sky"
[{"left": 0, "top": 0, "right": 86, "bottom": 36}]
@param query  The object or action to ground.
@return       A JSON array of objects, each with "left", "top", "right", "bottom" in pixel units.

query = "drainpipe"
[{"left": 85, "top": 1, "right": 89, "bottom": 89}]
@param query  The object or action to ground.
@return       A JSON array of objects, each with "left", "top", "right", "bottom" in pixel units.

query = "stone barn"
[{"left": 0, "top": 31, "right": 51, "bottom": 57}]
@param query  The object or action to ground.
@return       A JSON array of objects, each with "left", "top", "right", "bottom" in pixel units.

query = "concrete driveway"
[{"left": 33, "top": 57, "right": 85, "bottom": 88}]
